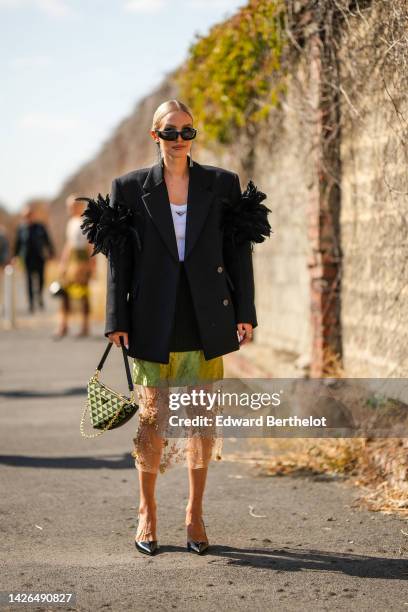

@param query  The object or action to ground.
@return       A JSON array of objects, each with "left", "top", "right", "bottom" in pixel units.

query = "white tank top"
[
  {"left": 169, "top": 202, "right": 188, "bottom": 261},
  {"left": 66, "top": 216, "right": 89, "bottom": 249}
]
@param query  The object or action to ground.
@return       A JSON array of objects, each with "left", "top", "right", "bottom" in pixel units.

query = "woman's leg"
[
  {"left": 136, "top": 470, "right": 158, "bottom": 541},
  {"left": 78, "top": 293, "right": 90, "bottom": 336},
  {"left": 54, "top": 290, "right": 70, "bottom": 336},
  {"left": 185, "top": 466, "right": 209, "bottom": 542},
  {"left": 132, "top": 385, "right": 169, "bottom": 540},
  {"left": 132, "top": 386, "right": 168, "bottom": 473},
  {"left": 184, "top": 381, "right": 220, "bottom": 542}
]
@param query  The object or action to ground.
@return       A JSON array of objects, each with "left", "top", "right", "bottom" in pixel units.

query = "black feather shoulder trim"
[
  {"left": 220, "top": 180, "right": 273, "bottom": 250},
  {"left": 76, "top": 193, "right": 142, "bottom": 258}
]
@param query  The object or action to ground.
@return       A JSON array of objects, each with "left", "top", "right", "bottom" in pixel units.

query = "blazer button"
[
  {"left": 217, "top": 266, "right": 223, "bottom": 273},
  {"left": 223, "top": 298, "right": 229, "bottom": 306}
]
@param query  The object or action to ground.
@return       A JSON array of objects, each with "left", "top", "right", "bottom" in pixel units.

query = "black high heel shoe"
[
  {"left": 186, "top": 517, "right": 209, "bottom": 555},
  {"left": 135, "top": 514, "right": 159, "bottom": 556}
]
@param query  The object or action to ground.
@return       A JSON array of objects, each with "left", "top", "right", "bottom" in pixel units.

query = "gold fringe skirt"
[{"left": 131, "top": 350, "right": 224, "bottom": 474}]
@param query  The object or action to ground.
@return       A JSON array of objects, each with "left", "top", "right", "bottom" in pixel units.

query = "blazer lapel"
[{"left": 141, "top": 156, "right": 216, "bottom": 262}]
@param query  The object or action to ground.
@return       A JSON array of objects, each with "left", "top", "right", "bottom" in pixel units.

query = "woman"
[
  {"left": 103, "top": 99, "right": 269, "bottom": 556},
  {"left": 54, "top": 195, "right": 96, "bottom": 338}
]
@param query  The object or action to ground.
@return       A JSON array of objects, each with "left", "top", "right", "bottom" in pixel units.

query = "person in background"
[
  {"left": 54, "top": 194, "right": 96, "bottom": 339},
  {"left": 0, "top": 225, "right": 10, "bottom": 267},
  {"left": 12, "top": 205, "right": 55, "bottom": 313},
  {"left": 0, "top": 224, "right": 10, "bottom": 317}
]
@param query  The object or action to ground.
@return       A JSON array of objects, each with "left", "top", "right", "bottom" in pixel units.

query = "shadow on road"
[
  {"left": 0, "top": 453, "right": 132, "bottom": 469},
  {"left": 0, "top": 387, "right": 86, "bottom": 398},
  {"left": 153, "top": 545, "right": 407, "bottom": 579}
]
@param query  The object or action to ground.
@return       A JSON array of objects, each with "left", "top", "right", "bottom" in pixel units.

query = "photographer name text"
[{"left": 168, "top": 415, "right": 327, "bottom": 428}]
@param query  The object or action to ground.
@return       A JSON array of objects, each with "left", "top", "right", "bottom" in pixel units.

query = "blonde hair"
[
  {"left": 66, "top": 193, "right": 85, "bottom": 215},
  {"left": 151, "top": 99, "right": 194, "bottom": 131}
]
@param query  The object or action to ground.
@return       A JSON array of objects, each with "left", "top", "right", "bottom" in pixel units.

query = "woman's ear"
[{"left": 149, "top": 130, "right": 158, "bottom": 142}]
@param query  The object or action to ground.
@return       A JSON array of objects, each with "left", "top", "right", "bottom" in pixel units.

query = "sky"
[{"left": 0, "top": 0, "right": 246, "bottom": 212}]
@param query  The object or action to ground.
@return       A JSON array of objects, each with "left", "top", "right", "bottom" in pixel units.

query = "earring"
[
  {"left": 189, "top": 147, "right": 193, "bottom": 167},
  {"left": 156, "top": 142, "right": 164, "bottom": 168}
]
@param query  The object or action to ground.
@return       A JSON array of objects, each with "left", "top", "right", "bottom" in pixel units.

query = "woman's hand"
[
  {"left": 237, "top": 323, "right": 253, "bottom": 346},
  {"left": 108, "top": 331, "right": 129, "bottom": 349}
]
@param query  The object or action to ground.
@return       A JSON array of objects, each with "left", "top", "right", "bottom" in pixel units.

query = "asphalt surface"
[{"left": 0, "top": 285, "right": 407, "bottom": 611}]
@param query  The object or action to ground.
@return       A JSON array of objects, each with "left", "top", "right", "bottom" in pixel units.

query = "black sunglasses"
[{"left": 155, "top": 127, "right": 197, "bottom": 141}]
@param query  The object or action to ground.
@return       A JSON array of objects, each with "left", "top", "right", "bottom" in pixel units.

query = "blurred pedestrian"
[
  {"left": 0, "top": 225, "right": 10, "bottom": 267},
  {"left": 0, "top": 224, "right": 10, "bottom": 317},
  {"left": 54, "top": 194, "right": 96, "bottom": 339},
  {"left": 12, "top": 205, "right": 55, "bottom": 313}
]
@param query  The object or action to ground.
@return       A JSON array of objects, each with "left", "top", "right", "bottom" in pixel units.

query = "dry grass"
[{"left": 255, "top": 346, "right": 408, "bottom": 518}]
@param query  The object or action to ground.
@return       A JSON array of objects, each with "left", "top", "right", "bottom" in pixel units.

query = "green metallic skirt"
[{"left": 132, "top": 350, "right": 224, "bottom": 387}]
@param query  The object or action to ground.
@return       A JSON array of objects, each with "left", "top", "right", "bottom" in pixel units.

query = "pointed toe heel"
[
  {"left": 186, "top": 540, "right": 209, "bottom": 554},
  {"left": 135, "top": 511, "right": 158, "bottom": 555},
  {"left": 135, "top": 539, "right": 159, "bottom": 555},
  {"left": 186, "top": 517, "right": 209, "bottom": 554}
]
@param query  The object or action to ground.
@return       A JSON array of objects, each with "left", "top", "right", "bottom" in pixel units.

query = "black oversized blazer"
[{"left": 104, "top": 157, "right": 258, "bottom": 364}]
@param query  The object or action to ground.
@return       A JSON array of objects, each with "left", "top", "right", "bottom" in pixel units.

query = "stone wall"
[
  {"left": 244, "top": 60, "right": 314, "bottom": 374},
  {"left": 339, "top": 6, "right": 408, "bottom": 377}
]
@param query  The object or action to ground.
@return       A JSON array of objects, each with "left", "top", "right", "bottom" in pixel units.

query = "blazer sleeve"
[
  {"left": 104, "top": 178, "right": 133, "bottom": 337},
  {"left": 223, "top": 172, "right": 258, "bottom": 329}
]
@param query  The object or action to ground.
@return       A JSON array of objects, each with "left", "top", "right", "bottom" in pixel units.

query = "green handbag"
[{"left": 80, "top": 336, "right": 139, "bottom": 438}]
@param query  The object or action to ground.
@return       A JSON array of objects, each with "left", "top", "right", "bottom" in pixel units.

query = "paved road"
[{"left": 0, "top": 291, "right": 407, "bottom": 611}]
